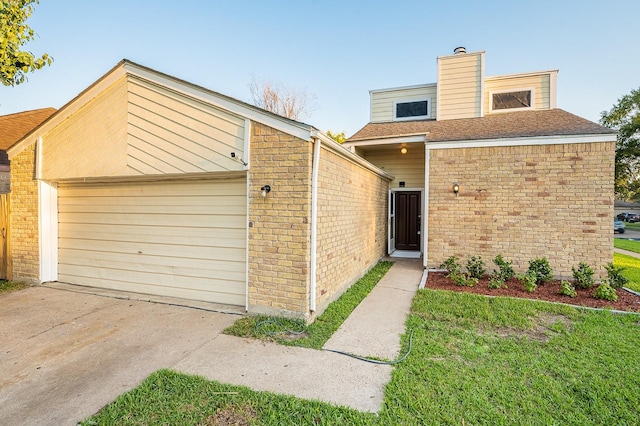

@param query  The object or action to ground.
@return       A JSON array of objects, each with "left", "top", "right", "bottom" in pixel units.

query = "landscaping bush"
[
  {"left": 604, "top": 262, "right": 628, "bottom": 289},
  {"left": 466, "top": 256, "right": 486, "bottom": 279},
  {"left": 594, "top": 282, "right": 618, "bottom": 302},
  {"left": 518, "top": 271, "right": 537, "bottom": 293},
  {"left": 450, "top": 271, "right": 478, "bottom": 287},
  {"left": 527, "top": 257, "right": 553, "bottom": 285},
  {"left": 572, "top": 262, "right": 595, "bottom": 289},
  {"left": 440, "top": 256, "right": 462, "bottom": 275},
  {"left": 488, "top": 274, "right": 506, "bottom": 290},
  {"left": 559, "top": 280, "right": 576, "bottom": 298},
  {"left": 492, "top": 254, "right": 515, "bottom": 281}
]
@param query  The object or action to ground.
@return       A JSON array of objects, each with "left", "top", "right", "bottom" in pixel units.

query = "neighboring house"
[
  {"left": 614, "top": 200, "right": 640, "bottom": 217},
  {"left": 0, "top": 108, "right": 56, "bottom": 193},
  {"left": 344, "top": 47, "right": 617, "bottom": 277},
  {"left": 7, "top": 60, "right": 390, "bottom": 320}
]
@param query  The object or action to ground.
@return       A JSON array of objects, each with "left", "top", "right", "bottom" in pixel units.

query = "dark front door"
[{"left": 396, "top": 191, "right": 421, "bottom": 251}]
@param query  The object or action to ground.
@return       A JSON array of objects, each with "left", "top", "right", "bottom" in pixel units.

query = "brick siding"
[
  {"left": 428, "top": 142, "right": 615, "bottom": 278},
  {"left": 247, "top": 123, "right": 313, "bottom": 318},
  {"left": 315, "top": 146, "right": 388, "bottom": 314},
  {"left": 9, "top": 143, "right": 39, "bottom": 282}
]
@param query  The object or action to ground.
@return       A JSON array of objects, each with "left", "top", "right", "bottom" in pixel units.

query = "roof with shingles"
[
  {"left": 0, "top": 108, "right": 57, "bottom": 150},
  {"left": 347, "top": 109, "right": 616, "bottom": 143}
]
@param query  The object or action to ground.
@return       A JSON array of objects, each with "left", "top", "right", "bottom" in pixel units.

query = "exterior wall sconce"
[
  {"left": 400, "top": 147, "right": 408, "bottom": 154},
  {"left": 453, "top": 183, "right": 459, "bottom": 196},
  {"left": 260, "top": 185, "right": 271, "bottom": 198}
]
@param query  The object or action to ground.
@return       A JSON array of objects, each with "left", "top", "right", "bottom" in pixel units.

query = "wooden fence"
[{"left": 0, "top": 194, "right": 10, "bottom": 280}]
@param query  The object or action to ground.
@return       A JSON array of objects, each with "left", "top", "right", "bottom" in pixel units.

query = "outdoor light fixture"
[
  {"left": 260, "top": 185, "right": 271, "bottom": 198},
  {"left": 453, "top": 183, "right": 460, "bottom": 196},
  {"left": 400, "top": 147, "right": 408, "bottom": 154}
]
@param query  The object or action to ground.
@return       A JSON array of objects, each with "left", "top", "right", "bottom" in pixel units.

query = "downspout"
[{"left": 309, "top": 135, "right": 321, "bottom": 313}]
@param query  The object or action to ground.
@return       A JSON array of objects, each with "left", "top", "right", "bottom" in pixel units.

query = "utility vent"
[{"left": 453, "top": 46, "right": 467, "bottom": 55}]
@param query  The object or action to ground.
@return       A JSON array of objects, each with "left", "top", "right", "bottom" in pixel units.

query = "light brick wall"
[
  {"left": 428, "top": 142, "right": 615, "bottom": 278},
  {"left": 9, "top": 143, "right": 39, "bottom": 282},
  {"left": 315, "top": 146, "right": 388, "bottom": 314},
  {"left": 247, "top": 123, "right": 312, "bottom": 318}
]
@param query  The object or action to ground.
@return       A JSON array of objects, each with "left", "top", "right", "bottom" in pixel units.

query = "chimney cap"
[{"left": 453, "top": 46, "right": 467, "bottom": 55}]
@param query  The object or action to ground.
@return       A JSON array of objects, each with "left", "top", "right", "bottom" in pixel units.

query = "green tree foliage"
[
  {"left": 1, "top": 0, "right": 52, "bottom": 86},
  {"left": 326, "top": 130, "right": 346, "bottom": 143},
  {"left": 600, "top": 88, "right": 640, "bottom": 200}
]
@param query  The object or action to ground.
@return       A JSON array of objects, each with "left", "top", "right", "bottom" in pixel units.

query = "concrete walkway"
[
  {"left": 0, "top": 259, "right": 423, "bottom": 425},
  {"left": 614, "top": 247, "right": 640, "bottom": 259}
]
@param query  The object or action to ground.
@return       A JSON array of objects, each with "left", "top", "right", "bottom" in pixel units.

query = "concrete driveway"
[{"left": 0, "top": 286, "right": 238, "bottom": 425}]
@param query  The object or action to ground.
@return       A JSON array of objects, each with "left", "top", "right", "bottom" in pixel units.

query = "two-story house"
[{"left": 344, "top": 47, "right": 617, "bottom": 276}]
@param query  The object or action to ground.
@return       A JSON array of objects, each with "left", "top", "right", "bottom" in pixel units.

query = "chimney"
[{"left": 453, "top": 46, "right": 467, "bottom": 55}]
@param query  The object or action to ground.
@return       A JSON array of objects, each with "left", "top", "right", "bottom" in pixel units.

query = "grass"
[
  {"left": 612, "top": 239, "right": 640, "bottom": 291},
  {"left": 621, "top": 222, "right": 640, "bottom": 231},
  {"left": 83, "top": 290, "right": 640, "bottom": 425},
  {"left": 224, "top": 260, "right": 394, "bottom": 349},
  {"left": 0, "top": 280, "right": 29, "bottom": 294}
]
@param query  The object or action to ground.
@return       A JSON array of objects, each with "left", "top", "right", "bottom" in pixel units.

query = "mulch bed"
[{"left": 425, "top": 271, "right": 640, "bottom": 313}]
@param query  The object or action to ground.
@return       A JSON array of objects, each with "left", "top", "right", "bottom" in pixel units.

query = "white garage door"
[{"left": 57, "top": 178, "right": 247, "bottom": 306}]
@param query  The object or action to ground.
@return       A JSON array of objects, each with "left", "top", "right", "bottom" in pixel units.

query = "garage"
[{"left": 56, "top": 178, "right": 247, "bottom": 306}]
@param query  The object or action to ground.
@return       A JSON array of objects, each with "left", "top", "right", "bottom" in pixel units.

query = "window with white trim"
[
  {"left": 490, "top": 88, "right": 534, "bottom": 112},
  {"left": 393, "top": 98, "right": 431, "bottom": 121}
]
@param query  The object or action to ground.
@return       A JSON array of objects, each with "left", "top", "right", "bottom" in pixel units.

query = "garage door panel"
[
  {"left": 60, "top": 275, "right": 245, "bottom": 306},
  {"left": 58, "top": 225, "right": 246, "bottom": 248},
  {"left": 58, "top": 249, "right": 245, "bottom": 276},
  {"left": 59, "top": 239, "right": 246, "bottom": 262},
  {"left": 57, "top": 178, "right": 247, "bottom": 305},
  {"left": 58, "top": 212, "right": 246, "bottom": 228}
]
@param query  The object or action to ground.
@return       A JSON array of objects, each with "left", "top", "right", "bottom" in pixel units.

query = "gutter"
[{"left": 309, "top": 136, "right": 321, "bottom": 313}]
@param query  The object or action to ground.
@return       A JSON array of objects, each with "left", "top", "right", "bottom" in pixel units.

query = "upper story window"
[
  {"left": 393, "top": 98, "right": 431, "bottom": 121},
  {"left": 490, "top": 88, "right": 534, "bottom": 113}
]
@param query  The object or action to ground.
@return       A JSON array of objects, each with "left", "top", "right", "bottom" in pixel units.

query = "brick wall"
[
  {"left": 315, "top": 146, "right": 388, "bottom": 314},
  {"left": 428, "top": 142, "right": 615, "bottom": 278},
  {"left": 10, "top": 143, "right": 39, "bottom": 282},
  {"left": 247, "top": 123, "right": 313, "bottom": 318},
  {"left": 0, "top": 171, "right": 10, "bottom": 193}
]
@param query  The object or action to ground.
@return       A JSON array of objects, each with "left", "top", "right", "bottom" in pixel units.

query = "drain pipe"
[{"left": 309, "top": 134, "right": 321, "bottom": 313}]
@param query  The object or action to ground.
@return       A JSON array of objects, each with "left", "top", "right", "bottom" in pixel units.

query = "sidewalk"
[
  {"left": 175, "top": 258, "right": 424, "bottom": 413},
  {"left": 614, "top": 247, "right": 640, "bottom": 259}
]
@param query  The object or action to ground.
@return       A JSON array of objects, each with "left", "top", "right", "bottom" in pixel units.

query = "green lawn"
[
  {"left": 82, "top": 290, "right": 640, "bottom": 425},
  {"left": 0, "top": 281, "right": 29, "bottom": 294},
  {"left": 614, "top": 237, "right": 640, "bottom": 254}
]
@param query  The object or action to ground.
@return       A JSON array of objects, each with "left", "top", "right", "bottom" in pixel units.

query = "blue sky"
[{"left": 1, "top": 0, "right": 638, "bottom": 136}]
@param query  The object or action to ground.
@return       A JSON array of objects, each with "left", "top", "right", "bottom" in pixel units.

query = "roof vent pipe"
[{"left": 453, "top": 46, "right": 466, "bottom": 55}]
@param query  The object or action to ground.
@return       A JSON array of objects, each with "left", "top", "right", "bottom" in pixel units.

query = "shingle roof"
[
  {"left": 0, "top": 108, "right": 57, "bottom": 150},
  {"left": 347, "top": 109, "right": 616, "bottom": 143}
]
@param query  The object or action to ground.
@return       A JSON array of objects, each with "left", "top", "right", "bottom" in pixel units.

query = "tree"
[
  {"left": 600, "top": 88, "right": 640, "bottom": 201},
  {"left": 326, "top": 130, "right": 346, "bottom": 143},
  {"left": 1, "top": 0, "right": 52, "bottom": 86},
  {"left": 249, "top": 76, "right": 315, "bottom": 121}
]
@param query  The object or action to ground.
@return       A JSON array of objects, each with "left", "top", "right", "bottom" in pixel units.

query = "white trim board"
[{"left": 425, "top": 133, "right": 617, "bottom": 150}]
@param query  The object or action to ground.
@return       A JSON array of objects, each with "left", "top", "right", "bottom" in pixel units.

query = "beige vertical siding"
[
  {"left": 371, "top": 85, "right": 437, "bottom": 123},
  {"left": 437, "top": 52, "right": 483, "bottom": 120},
  {"left": 427, "top": 142, "right": 615, "bottom": 278},
  {"left": 315, "top": 144, "right": 389, "bottom": 315},
  {"left": 57, "top": 178, "right": 247, "bottom": 305},
  {"left": 485, "top": 73, "right": 551, "bottom": 113},
  {"left": 41, "top": 77, "right": 129, "bottom": 180},
  {"left": 126, "top": 76, "right": 246, "bottom": 175},
  {"left": 362, "top": 146, "right": 425, "bottom": 189}
]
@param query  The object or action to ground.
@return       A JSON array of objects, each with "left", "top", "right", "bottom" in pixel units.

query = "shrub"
[
  {"left": 450, "top": 271, "right": 478, "bottom": 287},
  {"left": 518, "top": 271, "right": 537, "bottom": 293},
  {"left": 488, "top": 274, "right": 506, "bottom": 290},
  {"left": 493, "top": 254, "right": 515, "bottom": 282},
  {"left": 594, "top": 282, "right": 618, "bottom": 302},
  {"left": 466, "top": 256, "right": 486, "bottom": 279},
  {"left": 559, "top": 280, "right": 576, "bottom": 298},
  {"left": 527, "top": 257, "right": 553, "bottom": 285},
  {"left": 572, "top": 262, "right": 595, "bottom": 289},
  {"left": 440, "top": 256, "right": 462, "bottom": 275},
  {"left": 604, "top": 262, "right": 628, "bottom": 289}
]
